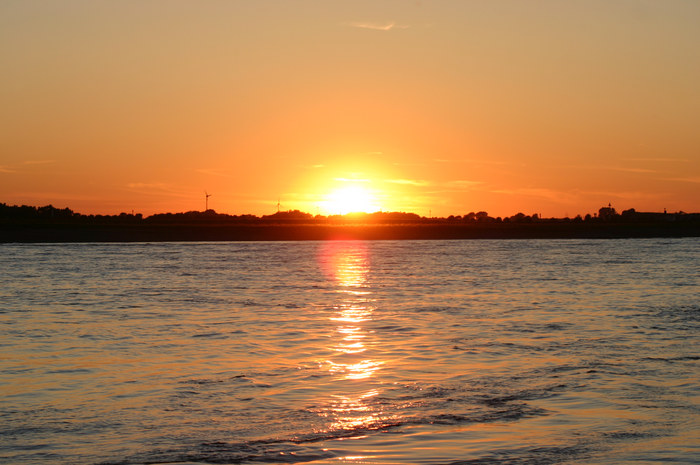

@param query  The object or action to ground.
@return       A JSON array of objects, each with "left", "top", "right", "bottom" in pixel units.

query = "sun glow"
[{"left": 321, "top": 185, "right": 381, "bottom": 215}]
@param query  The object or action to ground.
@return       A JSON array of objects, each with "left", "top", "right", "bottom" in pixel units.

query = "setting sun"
[{"left": 321, "top": 186, "right": 381, "bottom": 215}]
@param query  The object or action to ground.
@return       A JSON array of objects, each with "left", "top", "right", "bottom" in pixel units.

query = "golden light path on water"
[{"left": 318, "top": 242, "right": 387, "bottom": 444}]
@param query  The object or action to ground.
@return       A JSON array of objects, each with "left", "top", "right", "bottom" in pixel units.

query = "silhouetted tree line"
[
  {"left": 1, "top": 202, "right": 698, "bottom": 225},
  {"left": 0, "top": 203, "right": 143, "bottom": 223},
  {"left": 0, "top": 203, "right": 77, "bottom": 220}
]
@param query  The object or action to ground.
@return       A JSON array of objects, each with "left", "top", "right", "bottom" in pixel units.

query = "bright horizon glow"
[{"left": 319, "top": 185, "right": 382, "bottom": 216}]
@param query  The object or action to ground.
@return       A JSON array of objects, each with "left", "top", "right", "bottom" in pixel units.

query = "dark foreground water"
[{"left": 1, "top": 239, "right": 699, "bottom": 464}]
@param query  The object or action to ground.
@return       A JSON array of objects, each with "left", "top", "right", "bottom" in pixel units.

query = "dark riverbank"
[{"left": 2, "top": 220, "right": 699, "bottom": 242}]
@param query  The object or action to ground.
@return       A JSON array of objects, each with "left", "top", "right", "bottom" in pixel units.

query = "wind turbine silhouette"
[{"left": 205, "top": 191, "right": 212, "bottom": 211}]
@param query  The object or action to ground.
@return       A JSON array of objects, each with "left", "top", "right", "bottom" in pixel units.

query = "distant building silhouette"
[{"left": 598, "top": 203, "right": 617, "bottom": 220}]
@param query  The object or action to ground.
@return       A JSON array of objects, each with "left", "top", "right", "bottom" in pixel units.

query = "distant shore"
[
  {"left": 2, "top": 221, "right": 699, "bottom": 242},
  {"left": 3, "top": 202, "right": 699, "bottom": 242}
]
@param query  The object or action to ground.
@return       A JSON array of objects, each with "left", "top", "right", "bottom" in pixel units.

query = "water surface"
[{"left": 1, "top": 239, "right": 698, "bottom": 464}]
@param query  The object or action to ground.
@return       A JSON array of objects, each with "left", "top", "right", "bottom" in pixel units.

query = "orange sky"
[{"left": 2, "top": 1, "right": 699, "bottom": 218}]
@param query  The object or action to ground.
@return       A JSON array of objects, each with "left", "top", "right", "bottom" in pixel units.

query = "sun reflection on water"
[
  {"left": 316, "top": 242, "right": 389, "bottom": 437},
  {"left": 321, "top": 242, "right": 381, "bottom": 380},
  {"left": 331, "top": 304, "right": 370, "bottom": 355},
  {"left": 325, "top": 389, "right": 381, "bottom": 432}
]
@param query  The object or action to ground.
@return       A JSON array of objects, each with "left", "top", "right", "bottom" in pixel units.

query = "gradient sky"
[{"left": 2, "top": 0, "right": 699, "bottom": 217}]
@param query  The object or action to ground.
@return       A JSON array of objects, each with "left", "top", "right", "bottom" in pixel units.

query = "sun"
[{"left": 321, "top": 185, "right": 381, "bottom": 215}]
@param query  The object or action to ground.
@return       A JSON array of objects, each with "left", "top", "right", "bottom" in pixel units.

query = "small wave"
[
  {"left": 174, "top": 374, "right": 272, "bottom": 400},
  {"left": 180, "top": 374, "right": 251, "bottom": 386},
  {"left": 410, "top": 305, "right": 465, "bottom": 314},
  {"left": 641, "top": 355, "right": 700, "bottom": 363},
  {"left": 374, "top": 324, "right": 416, "bottom": 332},
  {"left": 98, "top": 439, "right": 337, "bottom": 465},
  {"left": 191, "top": 332, "right": 226, "bottom": 339},
  {"left": 427, "top": 404, "right": 547, "bottom": 425},
  {"left": 446, "top": 444, "right": 590, "bottom": 465},
  {"left": 45, "top": 368, "right": 93, "bottom": 374}
]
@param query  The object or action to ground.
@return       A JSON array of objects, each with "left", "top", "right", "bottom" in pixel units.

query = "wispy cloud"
[
  {"left": 385, "top": 179, "right": 482, "bottom": 191},
  {"left": 606, "top": 166, "right": 657, "bottom": 174},
  {"left": 349, "top": 21, "right": 408, "bottom": 31},
  {"left": 446, "top": 180, "right": 483, "bottom": 190},
  {"left": 665, "top": 176, "right": 700, "bottom": 184},
  {"left": 334, "top": 177, "right": 371, "bottom": 183},
  {"left": 582, "top": 190, "right": 668, "bottom": 201},
  {"left": 419, "top": 180, "right": 484, "bottom": 196},
  {"left": 576, "top": 164, "right": 657, "bottom": 174},
  {"left": 441, "top": 158, "right": 514, "bottom": 166},
  {"left": 393, "top": 161, "right": 426, "bottom": 167},
  {"left": 386, "top": 179, "right": 431, "bottom": 187},
  {"left": 469, "top": 159, "right": 513, "bottom": 166},
  {"left": 490, "top": 187, "right": 575, "bottom": 202},
  {"left": 0, "top": 160, "right": 56, "bottom": 173},
  {"left": 125, "top": 182, "right": 193, "bottom": 198},
  {"left": 127, "top": 182, "right": 170, "bottom": 190},
  {"left": 623, "top": 157, "right": 689, "bottom": 163},
  {"left": 196, "top": 168, "right": 233, "bottom": 178},
  {"left": 11, "top": 191, "right": 102, "bottom": 202}
]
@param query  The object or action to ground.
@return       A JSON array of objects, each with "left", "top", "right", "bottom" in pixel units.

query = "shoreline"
[{"left": 2, "top": 221, "right": 699, "bottom": 242}]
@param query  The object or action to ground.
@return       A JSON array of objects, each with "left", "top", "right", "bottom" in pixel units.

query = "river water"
[{"left": 1, "top": 239, "right": 698, "bottom": 464}]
